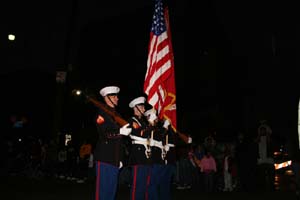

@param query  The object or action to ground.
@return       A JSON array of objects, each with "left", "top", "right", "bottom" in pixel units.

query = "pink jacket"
[{"left": 200, "top": 155, "right": 217, "bottom": 173}]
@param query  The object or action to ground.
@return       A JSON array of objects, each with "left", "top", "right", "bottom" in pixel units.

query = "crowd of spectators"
[{"left": 0, "top": 121, "right": 281, "bottom": 193}]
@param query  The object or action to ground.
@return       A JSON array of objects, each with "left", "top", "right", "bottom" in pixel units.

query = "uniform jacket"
[
  {"left": 94, "top": 106, "right": 125, "bottom": 167},
  {"left": 127, "top": 115, "right": 152, "bottom": 165},
  {"left": 150, "top": 121, "right": 166, "bottom": 165}
]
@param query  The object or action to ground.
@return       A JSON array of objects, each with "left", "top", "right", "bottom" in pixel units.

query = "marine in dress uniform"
[
  {"left": 94, "top": 86, "right": 132, "bottom": 200},
  {"left": 159, "top": 120, "right": 178, "bottom": 200},
  {"left": 153, "top": 117, "right": 192, "bottom": 200},
  {"left": 127, "top": 96, "right": 153, "bottom": 200},
  {"left": 144, "top": 108, "right": 167, "bottom": 200},
  {"left": 145, "top": 109, "right": 193, "bottom": 200}
]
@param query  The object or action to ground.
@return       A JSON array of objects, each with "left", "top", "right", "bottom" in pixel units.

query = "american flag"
[{"left": 144, "top": 0, "right": 177, "bottom": 129}]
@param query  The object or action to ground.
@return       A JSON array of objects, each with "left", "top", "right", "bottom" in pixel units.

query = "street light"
[
  {"left": 8, "top": 34, "right": 15, "bottom": 41},
  {"left": 72, "top": 89, "right": 82, "bottom": 96}
]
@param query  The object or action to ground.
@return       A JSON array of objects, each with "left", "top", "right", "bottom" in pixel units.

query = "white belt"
[
  {"left": 132, "top": 140, "right": 148, "bottom": 145},
  {"left": 130, "top": 136, "right": 151, "bottom": 159},
  {"left": 130, "top": 135, "right": 148, "bottom": 142},
  {"left": 153, "top": 140, "right": 163, "bottom": 149},
  {"left": 166, "top": 143, "right": 175, "bottom": 148}
]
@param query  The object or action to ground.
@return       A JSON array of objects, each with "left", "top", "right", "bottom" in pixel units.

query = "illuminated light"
[
  {"left": 285, "top": 169, "right": 294, "bottom": 176},
  {"left": 274, "top": 151, "right": 281, "bottom": 156},
  {"left": 8, "top": 34, "right": 15, "bottom": 41},
  {"left": 18, "top": 138, "right": 22, "bottom": 142},
  {"left": 274, "top": 160, "right": 292, "bottom": 170},
  {"left": 72, "top": 89, "right": 82, "bottom": 96},
  {"left": 76, "top": 90, "right": 81, "bottom": 95}
]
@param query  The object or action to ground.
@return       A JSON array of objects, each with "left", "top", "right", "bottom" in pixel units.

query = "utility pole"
[{"left": 53, "top": 0, "right": 80, "bottom": 141}]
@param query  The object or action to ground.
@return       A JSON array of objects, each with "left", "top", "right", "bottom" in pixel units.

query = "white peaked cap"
[
  {"left": 144, "top": 108, "right": 156, "bottom": 117},
  {"left": 129, "top": 96, "right": 146, "bottom": 108},
  {"left": 99, "top": 86, "right": 120, "bottom": 97}
]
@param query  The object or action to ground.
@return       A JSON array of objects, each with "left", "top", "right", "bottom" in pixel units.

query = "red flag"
[{"left": 144, "top": 0, "right": 177, "bottom": 129}]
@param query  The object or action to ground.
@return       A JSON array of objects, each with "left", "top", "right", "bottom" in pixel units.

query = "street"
[{"left": 0, "top": 173, "right": 297, "bottom": 200}]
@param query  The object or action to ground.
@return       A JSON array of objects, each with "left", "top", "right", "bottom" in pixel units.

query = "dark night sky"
[{"left": 0, "top": 1, "right": 299, "bottom": 149}]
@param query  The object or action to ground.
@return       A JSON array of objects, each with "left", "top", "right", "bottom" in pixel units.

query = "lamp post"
[{"left": 53, "top": 0, "right": 80, "bottom": 140}]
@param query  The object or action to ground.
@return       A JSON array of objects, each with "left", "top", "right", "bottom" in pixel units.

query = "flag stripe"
[
  {"left": 144, "top": 59, "right": 171, "bottom": 95},
  {"left": 145, "top": 32, "right": 169, "bottom": 87},
  {"left": 150, "top": 32, "right": 168, "bottom": 66}
]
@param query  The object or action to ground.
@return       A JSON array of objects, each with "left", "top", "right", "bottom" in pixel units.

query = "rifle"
[
  {"left": 159, "top": 118, "right": 191, "bottom": 144},
  {"left": 72, "top": 89, "right": 128, "bottom": 126},
  {"left": 175, "top": 129, "right": 191, "bottom": 144},
  {"left": 164, "top": 122, "right": 190, "bottom": 144}
]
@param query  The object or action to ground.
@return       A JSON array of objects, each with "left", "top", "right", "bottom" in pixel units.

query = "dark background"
[{"left": 0, "top": 1, "right": 299, "bottom": 153}]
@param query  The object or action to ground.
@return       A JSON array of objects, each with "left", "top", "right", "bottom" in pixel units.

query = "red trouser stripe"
[
  {"left": 131, "top": 166, "right": 137, "bottom": 200},
  {"left": 145, "top": 168, "right": 151, "bottom": 200}
]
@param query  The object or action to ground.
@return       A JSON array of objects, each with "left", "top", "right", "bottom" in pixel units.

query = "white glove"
[
  {"left": 120, "top": 123, "right": 132, "bottom": 136},
  {"left": 188, "top": 137, "right": 192, "bottom": 144},
  {"left": 164, "top": 145, "right": 170, "bottom": 152},
  {"left": 163, "top": 119, "right": 171, "bottom": 129},
  {"left": 119, "top": 161, "right": 123, "bottom": 169},
  {"left": 148, "top": 112, "right": 158, "bottom": 124}
]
